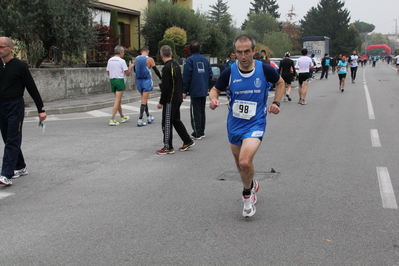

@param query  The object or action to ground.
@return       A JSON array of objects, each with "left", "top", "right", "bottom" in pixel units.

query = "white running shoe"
[
  {"left": 12, "top": 167, "right": 28, "bottom": 179},
  {"left": 242, "top": 194, "right": 256, "bottom": 217},
  {"left": 147, "top": 116, "right": 155, "bottom": 124},
  {"left": 137, "top": 120, "right": 147, "bottom": 127},
  {"left": 242, "top": 179, "right": 260, "bottom": 217},
  {"left": 0, "top": 175, "right": 12, "bottom": 185}
]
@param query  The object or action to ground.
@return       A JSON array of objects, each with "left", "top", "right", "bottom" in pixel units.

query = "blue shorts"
[
  {"left": 136, "top": 79, "right": 153, "bottom": 93},
  {"left": 228, "top": 130, "right": 264, "bottom": 145}
]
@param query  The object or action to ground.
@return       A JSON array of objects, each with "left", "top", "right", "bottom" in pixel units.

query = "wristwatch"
[{"left": 272, "top": 101, "right": 280, "bottom": 107}]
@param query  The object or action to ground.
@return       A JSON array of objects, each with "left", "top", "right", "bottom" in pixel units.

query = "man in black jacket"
[
  {"left": 0, "top": 37, "right": 47, "bottom": 185},
  {"left": 156, "top": 45, "right": 194, "bottom": 155}
]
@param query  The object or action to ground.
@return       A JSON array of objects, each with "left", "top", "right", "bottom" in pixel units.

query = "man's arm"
[
  {"left": 124, "top": 63, "right": 133, "bottom": 76},
  {"left": 209, "top": 87, "right": 221, "bottom": 110},
  {"left": 159, "top": 64, "right": 170, "bottom": 105},
  {"left": 23, "top": 67, "right": 47, "bottom": 121},
  {"left": 268, "top": 77, "right": 284, "bottom": 114},
  {"left": 148, "top": 57, "right": 162, "bottom": 80}
]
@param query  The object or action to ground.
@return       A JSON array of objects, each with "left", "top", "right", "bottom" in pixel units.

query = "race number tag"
[
  {"left": 340, "top": 66, "right": 346, "bottom": 72},
  {"left": 232, "top": 100, "right": 257, "bottom": 120}
]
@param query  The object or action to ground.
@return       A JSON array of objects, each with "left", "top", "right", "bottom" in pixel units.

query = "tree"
[
  {"left": 110, "top": 9, "right": 120, "bottom": 40},
  {"left": 0, "top": 0, "right": 97, "bottom": 67},
  {"left": 249, "top": 0, "right": 280, "bottom": 18},
  {"left": 164, "top": 26, "right": 187, "bottom": 47},
  {"left": 281, "top": 5, "right": 302, "bottom": 52},
  {"left": 301, "top": 0, "right": 351, "bottom": 56},
  {"left": 244, "top": 12, "right": 279, "bottom": 41},
  {"left": 141, "top": 1, "right": 210, "bottom": 57},
  {"left": 200, "top": 23, "right": 227, "bottom": 60},
  {"left": 94, "top": 24, "right": 121, "bottom": 63},
  {"left": 353, "top": 20, "right": 375, "bottom": 34},
  {"left": 206, "top": 0, "right": 235, "bottom": 56},
  {"left": 262, "top": 31, "right": 291, "bottom": 57}
]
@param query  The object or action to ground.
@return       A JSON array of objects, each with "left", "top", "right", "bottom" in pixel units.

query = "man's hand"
[
  {"left": 182, "top": 93, "right": 187, "bottom": 99},
  {"left": 209, "top": 99, "right": 220, "bottom": 110},
  {"left": 39, "top": 112, "right": 47, "bottom": 122},
  {"left": 157, "top": 103, "right": 163, "bottom": 109},
  {"left": 267, "top": 104, "right": 280, "bottom": 114}
]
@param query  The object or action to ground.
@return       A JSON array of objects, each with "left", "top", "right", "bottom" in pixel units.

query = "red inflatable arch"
[{"left": 366, "top": 44, "right": 391, "bottom": 55}]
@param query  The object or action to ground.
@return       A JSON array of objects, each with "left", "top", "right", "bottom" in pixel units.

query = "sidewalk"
[{"left": 24, "top": 88, "right": 161, "bottom": 117}]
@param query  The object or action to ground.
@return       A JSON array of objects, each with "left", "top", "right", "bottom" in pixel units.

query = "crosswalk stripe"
[
  {"left": 0, "top": 192, "right": 13, "bottom": 200},
  {"left": 86, "top": 110, "right": 110, "bottom": 117},
  {"left": 121, "top": 105, "right": 141, "bottom": 111}
]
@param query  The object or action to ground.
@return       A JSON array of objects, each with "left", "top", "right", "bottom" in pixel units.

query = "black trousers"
[
  {"left": 350, "top": 67, "right": 358, "bottom": 80},
  {"left": 320, "top": 66, "right": 329, "bottom": 79},
  {"left": 162, "top": 102, "right": 191, "bottom": 150},
  {"left": 0, "top": 97, "right": 26, "bottom": 178},
  {"left": 190, "top": 97, "right": 206, "bottom": 138}
]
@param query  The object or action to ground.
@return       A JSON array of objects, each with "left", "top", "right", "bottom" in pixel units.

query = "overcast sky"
[{"left": 193, "top": 0, "right": 399, "bottom": 35}]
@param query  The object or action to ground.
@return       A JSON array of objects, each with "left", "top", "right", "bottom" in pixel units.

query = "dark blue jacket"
[{"left": 183, "top": 53, "right": 213, "bottom": 98}]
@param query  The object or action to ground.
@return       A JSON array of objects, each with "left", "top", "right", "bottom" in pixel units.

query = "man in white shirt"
[
  {"left": 106, "top": 45, "right": 133, "bottom": 126},
  {"left": 295, "top": 48, "right": 314, "bottom": 105},
  {"left": 349, "top": 51, "right": 359, "bottom": 83},
  {"left": 395, "top": 54, "right": 399, "bottom": 75}
]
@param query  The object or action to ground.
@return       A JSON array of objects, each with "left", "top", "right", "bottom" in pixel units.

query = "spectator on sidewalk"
[
  {"left": 320, "top": 53, "right": 331, "bottom": 80},
  {"left": 156, "top": 45, "right": 194, "bottom": 155},
  {"left": 133, "top": 46, "right": 162, "bottom": 127},
  {"left": 106, "top": 45, "right": 132, "bottom": 126},
  {"left": 183, "top": 41, "right": 212, "bottom": 140},
  {"left": 0, "top": 36, "right": 47, "bottom": 186}
]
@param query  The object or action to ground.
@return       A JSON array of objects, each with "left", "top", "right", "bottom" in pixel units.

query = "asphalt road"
[{"left": 1, "top": 61, "right": 399, "bottom": 265}]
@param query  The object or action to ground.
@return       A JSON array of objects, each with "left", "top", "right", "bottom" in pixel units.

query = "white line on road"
[
  {"left": 121, "top": 105, "right": 141, "bottom": 111},
  {"left": 370, "top": 129, "right": 381, "bottom": 147},
  {"left": 86, "top": 110, "right": 110, "bottom": 117},
  {"left": 364, "top": 84, "right": 375, "bottom": 120},
  {"left": 0, "top": 192, "right": 13, "bottom": 200},
  {"left": 376, "top": 167, "right": 398, "bottom": 209}
]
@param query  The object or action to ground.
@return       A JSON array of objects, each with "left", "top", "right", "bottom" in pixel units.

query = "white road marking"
[
  {"left": 370, "top": 129, "right": 381, "bottom": 147},
  {"left": 86, "top": 110, "right": 110, "bottom": 117},
  {"left": 0, "top": 192, "right": 13, "bottom": 200},
  {"left": 121, "top": 105, "right": 140, "bottom": 111},
  {"left": 376, "top": 167, "right": 398, "bottom": 209},
  {"left": 364, "top": 84, "right": 375, "bottom": 120}
]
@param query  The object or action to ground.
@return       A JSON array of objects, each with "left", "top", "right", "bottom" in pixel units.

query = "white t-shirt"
[
  {"left": 106, "top": 56, "right": 128, "bottom": 79},
  {"left": 295, "top": 56, "right": 313, "bottom": 73},
  {"left": 395, "top": 55, "right": 399, "bottom": 65},
  {"left": 350, "top": 55, "right": 358, "bottom": 67}
]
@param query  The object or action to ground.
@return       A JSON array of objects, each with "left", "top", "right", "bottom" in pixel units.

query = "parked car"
[
  {"left": 313, "top": 57, "right": 322, "bottom": 72},
  {"left": 209, "top": 63, "right": 225, "bottom": 90}
]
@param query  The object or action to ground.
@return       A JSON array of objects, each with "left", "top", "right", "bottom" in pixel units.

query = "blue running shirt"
[
  {"left": 215, "top": 60, "right": 280, "bottom": 143},
  {"left": 135, "top": 56, "right": 151, "bottom": 80}
]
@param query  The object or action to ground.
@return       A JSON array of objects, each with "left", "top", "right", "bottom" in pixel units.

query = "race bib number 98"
[{"left": 232, "top": 100, "right": 257, "bottom": 120}]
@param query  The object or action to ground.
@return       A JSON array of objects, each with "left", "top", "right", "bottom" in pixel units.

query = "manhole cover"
[{"left": 218, "top": 170, "right": 280, "bottom": 181}]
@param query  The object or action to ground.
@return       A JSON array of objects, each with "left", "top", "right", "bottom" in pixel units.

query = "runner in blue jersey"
[
  {"left": 336, "top": 56, "right": 348, "bottom": 92},
  {"left": 209, "top": 35, "right": 285, "bottom": 218},
  {"left": 133, "top": 47, "right": 162, "bottom": 126}
]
